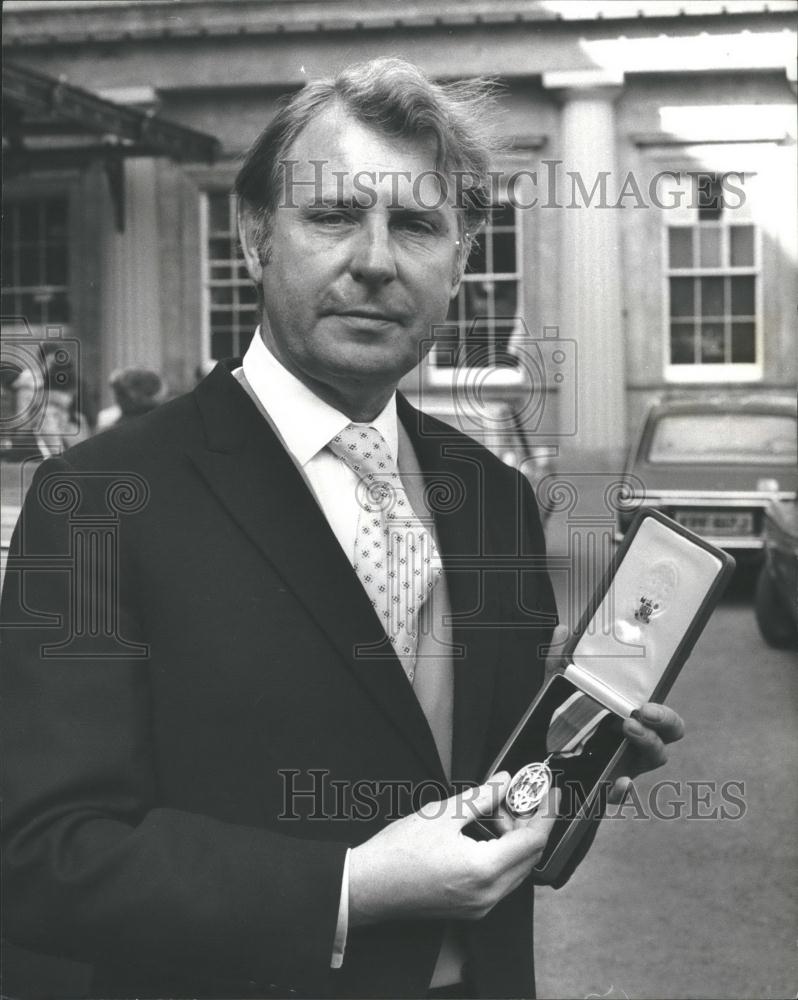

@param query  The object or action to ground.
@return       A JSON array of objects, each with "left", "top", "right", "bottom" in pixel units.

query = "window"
[
  {"left": 666, "top": 174, "right": 758, "bottom": 376},
  {"left": 432, "top": 203, "right": 521, "bottom": 369},
  {"left": 203, "top": 192, "right": 258, "bottom": 360},
  {"left": 648, "top": 413, "right": 797, "bottom": 466},
  {"left": 0, "top": 198, "right": 70, "bottom": 328}
]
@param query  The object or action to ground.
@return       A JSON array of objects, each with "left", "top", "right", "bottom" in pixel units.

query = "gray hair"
[{"left": 234, "top": 57, "right": 500, "bottom": 266}]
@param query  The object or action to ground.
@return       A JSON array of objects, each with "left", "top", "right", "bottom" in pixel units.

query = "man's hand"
[
  {"left": 609, "top": 702, "right": 685, "bottom": 803},
  {"left": 348, "top": 775, "right": 559, "bottom": 927},
  {"left": 545, "top": 624, "right": 686, "bottom": 806}
]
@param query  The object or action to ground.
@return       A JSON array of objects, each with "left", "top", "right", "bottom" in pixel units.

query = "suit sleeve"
[{"left": 0, "top": 457, "right": 348, "bottom": 993}]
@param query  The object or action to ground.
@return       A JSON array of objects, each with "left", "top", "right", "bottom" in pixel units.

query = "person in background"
[{"left": 96, "top": 366, "right": 166, "bottom": 429}]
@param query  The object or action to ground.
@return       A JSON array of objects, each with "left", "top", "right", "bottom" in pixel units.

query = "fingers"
[
  {"left": 622, "top": 715, "right": 669, "bottom": 770},
  {"left": 607, "top": 775, "right": 633, "bottom": 805},
  {"left": 493, "top": 787, "right": 561, "bottom": 867},
  {"left": 634, "top": 703, "right": 685, "bottom": 743},
  {"left": 441, "top": 773, "right": 510, "bottom": 829}
]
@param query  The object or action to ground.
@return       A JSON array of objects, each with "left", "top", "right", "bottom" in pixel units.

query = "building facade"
[{"left": 2, "top": 0, "right": 796, "bottom": 464}]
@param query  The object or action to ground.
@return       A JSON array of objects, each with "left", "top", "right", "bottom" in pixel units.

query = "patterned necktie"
[{"left": 328, "top": 423, "right": 442, "bottom": 680}]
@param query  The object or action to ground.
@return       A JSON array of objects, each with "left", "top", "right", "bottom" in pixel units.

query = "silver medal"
[{"left": 505, "top": 758, "right": 553, "bottom": 818}]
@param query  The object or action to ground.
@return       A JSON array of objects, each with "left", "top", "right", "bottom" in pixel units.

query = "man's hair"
[{"left": 234, "top": 57, "right": 499, "bottom": 265}]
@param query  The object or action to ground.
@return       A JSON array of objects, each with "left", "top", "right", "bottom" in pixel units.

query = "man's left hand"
[
  {"left": 610, "top": 702, "right": 685, "bottom": 804},
  {"left": 545, "top": 624, "right": 685, "bottom": 807}
]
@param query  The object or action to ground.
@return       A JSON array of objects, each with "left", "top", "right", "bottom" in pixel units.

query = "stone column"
[
  {"left": 542, "top": 70, "right": 626, "bottom": 469},
  {"left": 99, "top": 157, "right": 164, "bottom": 388}
]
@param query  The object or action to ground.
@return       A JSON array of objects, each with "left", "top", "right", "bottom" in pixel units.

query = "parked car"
[
  {"left": 410, "top": 398, "right": 557, "bottom": 516},
  {"left": 616, "top": 395, "right": 797, "bottom": 554},
  {"left": 755, "top": 497, "right": 798, "bottom": 648}
]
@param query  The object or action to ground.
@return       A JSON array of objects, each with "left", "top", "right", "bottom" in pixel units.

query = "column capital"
[{"left": 542, "top": 69, "right": 624, "bottom": 102}]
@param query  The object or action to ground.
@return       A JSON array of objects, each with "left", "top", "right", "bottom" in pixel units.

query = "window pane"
[
  {"left": 240, "top": 306, "right": 258, "bottom": 327},
  {"left": 210, "top": 286, "right": 233, "bottom": 307},
  {"left": 730, "top": 275, "right": 755, "bottom": 315},
  {"left": 649, "top": 413, "right": 796, "bottom": 465},
  {"left": 731, "top": 322, "right": 756, "bottom": 363},
  {"left": 670, "top": 322, "right": 695, "bottom": 363},
  {"left": 18, "top": 204, "right": 40, "bottom": 242},
  {"left": 699, "top": 322, "right": 725, "bottom": 362},
  {"left": 209, "top": 237, "right": 232, "bottom": 261},
  {"left": 238, "top": 284, "right": 258, "bottom": 305},
  {"left": 493, "top": 280, "right": 517, "bottom": 322},
  {"left": 18, "top": 292, "right": 43, "bottom": 325},
  {"left": 44, "top": 199, "right": 68, "bottom": 241},
  {"left": 47, "top": 291, "right": 70, "bottom": 324},
  {"left": 700, "top": 277, "right": 724, "bottom": 316},
  {"left": 491, "top": 204, "right": 515, "bottom": 228},
  {"left": 211, "top": 330, "right": 234, "bottom": 360},
  {"left": 46, "top": 246, "right": 68, "bottom": 285},
  {"left": 492, "top": 232, "right": 516, "bottom": 274},
  {"left": 696, "top": 173, "right": 723, "bottom": 221},
  {"left": 18, "top": 246, "right": 40, "bottom": 286},
  {"left": 698, "top": 227, "right": 721, "bottom": 267},
  {"left": 670, "top": 277, "right": 694, "bottom": 317},
  {"left": 208, "top": 193, "right": 231, "bottom": 234},
  {"left": 210, "top": 312, "right": 233, "bottom": 333},
  {"left": 730, "top": 225, "right": 754, "bottom": 267},
  {"left": 668, "top": 227, "right": 693, "bottom": 268}
]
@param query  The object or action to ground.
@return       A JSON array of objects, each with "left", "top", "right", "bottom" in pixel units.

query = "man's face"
[{"left": 240, "top": 105, "right": 463, "bottom": 413}]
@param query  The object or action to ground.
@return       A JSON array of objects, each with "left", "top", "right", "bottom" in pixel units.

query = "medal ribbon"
[
  {"left": 505, "top": 691, "right": 612, "bottom": 818},
  {"left": 546, "top": 690, "right": 611, "bottom": 759}
]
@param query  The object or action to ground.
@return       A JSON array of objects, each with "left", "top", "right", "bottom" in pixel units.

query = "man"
[{"left": 1, "top": 59, "right": 683, "bottom": 998}]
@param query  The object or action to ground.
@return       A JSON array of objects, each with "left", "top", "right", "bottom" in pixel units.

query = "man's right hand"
[{"left": 348, "top": 773, "right": 559, "bottom": 926}]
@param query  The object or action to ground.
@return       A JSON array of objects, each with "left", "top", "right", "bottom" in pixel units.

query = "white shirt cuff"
[{"left": 330, "top": 848, "right": 351, "bottom": 968}]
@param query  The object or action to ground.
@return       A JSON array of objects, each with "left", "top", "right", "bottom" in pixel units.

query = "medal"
[
  {"left": 504, "top": 691, "right": 611, "bottom": 819},
  {"left": 505, "top": 757, "right": 553, "bottom": 817}
]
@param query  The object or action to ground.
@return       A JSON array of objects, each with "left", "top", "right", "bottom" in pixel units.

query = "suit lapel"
[
  {"left": 397, "top": 395, "right": 499, "bottom": 785},
  {"left": 188, "top": 365, "right": 446, "bottom": 781}
]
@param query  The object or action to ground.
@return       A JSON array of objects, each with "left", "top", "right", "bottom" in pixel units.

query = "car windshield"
[{"left": 647, "top": 413, "right": 797, "bottom": 465}]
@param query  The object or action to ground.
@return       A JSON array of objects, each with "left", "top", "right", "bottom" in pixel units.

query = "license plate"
[{"left": 675, "top": 510, "right": 754, "bottom": 536}]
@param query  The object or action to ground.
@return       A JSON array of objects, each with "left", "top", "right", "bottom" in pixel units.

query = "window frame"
[
  {"left": 425, "top": 199, "right": 524, "bottom": 386},
  {"left": 200, "top": 189, "right": 259, "bottom": 363},
  {"left": 1, "top": 193, "right": 73, "bottom": 336},
  {"left": 660, "top": 168, "right": 763, "bottom": 384}
]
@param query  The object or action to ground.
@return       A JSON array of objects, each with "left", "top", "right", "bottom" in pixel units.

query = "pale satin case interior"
[{"left": 565, "top": 516, "right": 725, "bottom": 717}]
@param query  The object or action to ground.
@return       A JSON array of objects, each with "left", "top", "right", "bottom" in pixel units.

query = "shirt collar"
[{"left": 241, "top": 330, "right": 398, "bottom": 467}]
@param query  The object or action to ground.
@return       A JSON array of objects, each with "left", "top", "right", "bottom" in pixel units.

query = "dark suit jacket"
[{"left": 1, "top": 362, "right": 558, "bottom": 998}]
